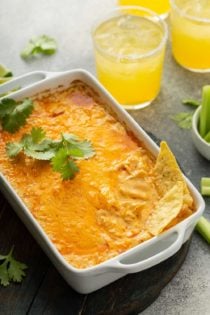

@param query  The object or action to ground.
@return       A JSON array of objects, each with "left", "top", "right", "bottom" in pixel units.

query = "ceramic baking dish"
[{"left": 0, "top": 69, "right": 205, "bottom": 294}]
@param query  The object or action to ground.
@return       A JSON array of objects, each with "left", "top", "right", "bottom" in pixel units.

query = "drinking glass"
[
  {"left": 170, "top": 0, "right": 210, "bottom": 72},
  {"left": 118, "top": 0, "right": 170, "bottom": 19},
  {"left": 92, "top": 6, "right": 168, "bottom": 110}
]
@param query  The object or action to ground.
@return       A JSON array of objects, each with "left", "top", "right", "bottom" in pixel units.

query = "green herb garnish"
[
  {"left": 171, "top": 97, "right": 200, "bottom": 130},
  {"left": 0, "top": 98, "right": 34, "bottom": 133},
  {"left": 6, "top": 127, "right": 95, "bottom": 180},
  {"left": 21, "top": 35, "right": 57, "bottom": 59},
  {"left": 6, "top": 127, "right": 55, "bottom": 160},
  {"left": 182, "top": 99, "right": 200, "bottom": 107},
  {"left": 170, "top": 112, "right": 193, "bottom": 130},
  {"left": 51, "top": 148, "right": 79, "bottom": 180},
  {"left": 0, "top": 246, "right": 27, "bottom": 287}
]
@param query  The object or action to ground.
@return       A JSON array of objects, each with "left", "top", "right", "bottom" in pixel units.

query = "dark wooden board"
[{"left": 0, "top": 190, "right": 191, "bottom": 315}]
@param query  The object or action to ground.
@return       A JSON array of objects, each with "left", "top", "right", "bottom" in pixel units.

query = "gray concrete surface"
[{"left": 0, "top": 0, "right": 210, "bottom": 314}]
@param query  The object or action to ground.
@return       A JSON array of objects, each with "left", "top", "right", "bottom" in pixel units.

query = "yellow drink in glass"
[
  {"left": 92, "top": 7, "right": 167, "bottom": 109},
  {"left": 119, "top": 0, "right": 170, "bottom": 18},
  {"left": 170, "top": 0, "right": 210, "bottom": 72}
]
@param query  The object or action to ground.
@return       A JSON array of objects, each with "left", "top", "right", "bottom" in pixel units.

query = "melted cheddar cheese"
[{"left": 0, "top": 81, "right": 194, "bottom": 269}]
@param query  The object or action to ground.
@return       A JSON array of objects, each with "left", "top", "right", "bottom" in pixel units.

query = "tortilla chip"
[
  {"left": 154, "top": 141, "right": 193, "bottom": 209},
  {"left": 146, "top": 183, "right": 184, "bottom": 236}
]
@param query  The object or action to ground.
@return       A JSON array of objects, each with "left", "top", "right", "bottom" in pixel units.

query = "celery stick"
[
  {"left": 199, "top": 85, "right": 210, "bottom": 138},
  {"left": 201, "top": 177, "right": 210, "bottom": 196},
  {"left": 196, "top": 216, "right": 210, "bottom": 244},
  {"left": 201, "top": 186, "right": 210, "bottom": 196},
  {"left": 201, "top": 177, "right": 210, "bottom": 186},
  {"left": 204, "top": 131, "right": 210, "bottom": 143}
]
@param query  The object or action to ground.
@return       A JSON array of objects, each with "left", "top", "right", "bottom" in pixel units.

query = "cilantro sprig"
[
  {"left": 6, "top": 127, "right": 55, "bottom": 160},
  {"left": 6, "top": 127, "right": 95, "bottom": 180},
  {"left": 0, "top": 247, "right": 27, "bottom": 287},
  {"left": 170, "top": 112, "right": 193, "bottom": 130},
  {"left": 170, "top": 97, "right": 200, "bottom": 130},
  {"left": 21, "top": 35, "right": 57, "bottom": 59},
  {"left": 0, "top": 98, "right": 34, "bottom": 133},
  {"left": 52, "top": 148, "right": 79, "bottom": 180}
]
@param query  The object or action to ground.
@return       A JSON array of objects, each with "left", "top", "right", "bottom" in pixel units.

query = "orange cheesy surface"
[{"left": 0, "top": 82, "right": 193, "bottom": 269}]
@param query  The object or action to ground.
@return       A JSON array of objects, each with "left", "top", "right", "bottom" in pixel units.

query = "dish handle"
[
  {"left": 105, "top": 227, "right": 186, "bottom": 274},
  {"left": 0, "top": 70, "right": 60, "bottom": 96}
]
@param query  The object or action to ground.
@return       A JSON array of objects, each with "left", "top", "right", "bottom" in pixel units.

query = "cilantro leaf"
[
  {"left": 21, "top": 35, "right": 57, "bottom": 59},
  {"left": 6, "top": 142, "right": 23, "bottom": 157},
  {"left": 71, "top": 140, "right": 95, "bottom": 159},
  {"left": 0, "top": 260, "right": 10, "bottom": 286},
  {"left": 51, "top": 148, "right": 79, "bottom": 180},
  {"left": 182, "top": 99, "right": 200, "bottom": 107},
  {"left": 24, "top": 148, "right": 55, "bottom": 160},
  {"left": 23, "top": 130, "right": 56, "bottom": 160},
  {"left": 7, "top": 258, "right": 27, "bottom": 283},
  {"left": 0, "top": 247, "right": 27, "bottom": 287},
  {"left": 6, "top": 127, "right": 55, "bottom": 160},
  {"left": 170, "top": 112, "right": 193, "bottom": 130},
  {"left": 30, "top": 127, "right": 46, "bottom": 143},
  {"left": 62, "top": 133, "right": 95, "bottom": 159},
  {"left": 62, "top": 133, "right": 78, "bottom": 142},
  {"left": 0, "top": 98, "right": 16, "bottom": 116},
  {"left": 6, "top": 128, "right": 95, "bottom": 180},
  {"left": 0, "top": 98, "right": 34, "bottom": 133}
]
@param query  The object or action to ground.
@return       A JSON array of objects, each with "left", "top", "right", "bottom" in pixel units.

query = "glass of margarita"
[
  {"left": 170, "top": 0, "right": 210, "bottom": 72},
  {"left": 92, "top": 6, "right": 168, "bottom": 110},
  {"left": 118, "top": 0, "right": 170, "bottom": 19}
]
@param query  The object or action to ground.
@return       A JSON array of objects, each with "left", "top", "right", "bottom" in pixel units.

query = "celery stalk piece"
[
  {"left": 196, "top": 216, "right": 210, "bottom": 244},
  {"left": 199, "top": 85, "right": 210, "bottom": 138},
  {"left": 201, "top": 177, "right": 210, "bottom": 196},
  {"left": 204, "top": 130, "right": 210, "bottom": 143},
  {"left": 201, "top": 186, "right": 210, "bottom": 196},
  {"left": 201, "top": 177, "right": 210, "bottom": 186}
]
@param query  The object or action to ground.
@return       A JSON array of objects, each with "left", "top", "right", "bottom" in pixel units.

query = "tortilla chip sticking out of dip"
[
  {"left": 146, "top": 183, "right": 184, "bottom": 236},
  {"left": 145, "top": 141, "right": 194, "bottom": 235},
  {"left": 154, "top": 141, "right": 193, "bottom": 206}
]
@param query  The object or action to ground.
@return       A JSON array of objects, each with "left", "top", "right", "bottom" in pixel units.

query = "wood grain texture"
[{"left": 0, "top": 192, "right": 50, "bottom": 315}]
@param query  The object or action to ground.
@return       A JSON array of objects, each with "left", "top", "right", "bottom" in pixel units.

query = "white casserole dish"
[{"left": 0, "top": 69, "right": 205, "bottom": 294}]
